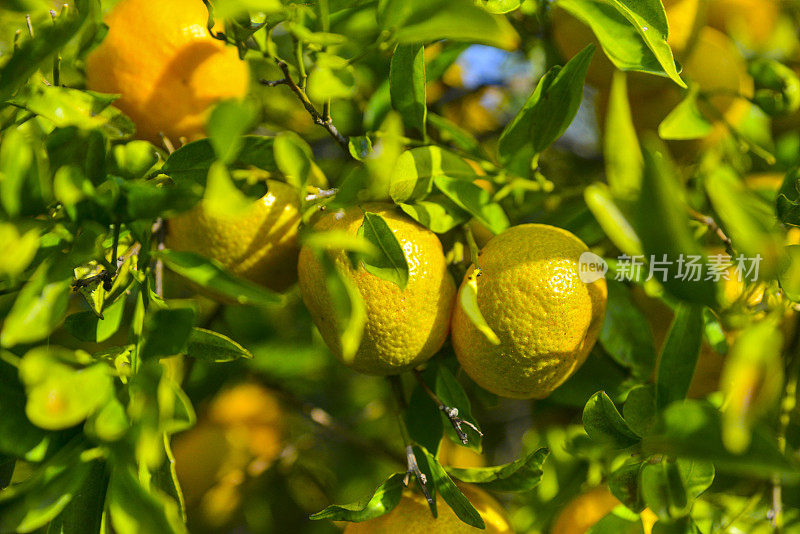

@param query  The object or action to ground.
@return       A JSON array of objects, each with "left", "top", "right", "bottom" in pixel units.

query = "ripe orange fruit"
[
  {"left": 344, "top": 484, "right": 512, "bottom": 533},
  {"left": 86, "top": 0, "right": 249, "bottom": 142},
  {"left": 452, "top": 224, "right": 607, "bottom": 399},
  {"left": 165, "top": 179, "right": 301, "bottom": 292},
  {"left": 297, "top": 203, "right": 456, "bottom": 375},
  {"left": 551, "top": 487, "right": 658, "bottom": 534}
]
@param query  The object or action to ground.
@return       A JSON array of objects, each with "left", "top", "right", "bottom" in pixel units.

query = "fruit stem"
[
  {"left": 389, "top": 375, "right": 434, "bottom": 504},
  {"left": 260, "top": 58, "right": 353, "bottom": 159},
  {"left": 412, "top": 369, "right": 483, "bottom": 446}
]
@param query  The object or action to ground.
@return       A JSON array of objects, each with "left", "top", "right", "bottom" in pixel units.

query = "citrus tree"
[{"left": 1, "top": 0, "right": 800, "bottom": 532}]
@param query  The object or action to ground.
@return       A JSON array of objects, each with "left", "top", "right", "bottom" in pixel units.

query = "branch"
[
  {"left": 412, "top": 369, "right": 483, "bottom": 446},
  {"left": 389, "top": 375, "right": 434, "bottom": 505},
  {"left": 687, "top": 207, "right": 734, "bottom": 256},
  {"left": 260, "top": 58, "right": 352, "bottom": 158}
]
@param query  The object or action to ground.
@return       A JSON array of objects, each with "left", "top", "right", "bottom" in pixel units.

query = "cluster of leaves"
[{"left": 1, "top": 0, "right": 800, "bottom": 532}]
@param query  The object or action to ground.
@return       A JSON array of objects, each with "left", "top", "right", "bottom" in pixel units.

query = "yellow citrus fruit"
[
  {"left": 551, "top": 487, "right": 658, "bottom": 534},
  {"left": 551, "top": 0, "right": 700, "bottom": 88},
  {"left": 438, "top": 438, "right": 487, "bottom": 469},
  {"left": 166, "top": 179, "right": 301, "bottom": 292},
  {"left": 344, "top": 484, "right": 512, "bottom": 534},
  {"left": 452, "top": 224, "right": 607, "bottom": 399},
  {"left": 86, "top": 0, "right": 249, "bottom": 142},
  {"left": 297, "top": 203, "right": 456, "bottom": 375},
  {"left": 706, "top": 0, "right": 780, "bottom": 50}
]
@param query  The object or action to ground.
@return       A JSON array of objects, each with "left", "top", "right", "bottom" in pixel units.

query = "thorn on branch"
[{"left": 412, "top": 369, "right": 483, "bottom": 446}]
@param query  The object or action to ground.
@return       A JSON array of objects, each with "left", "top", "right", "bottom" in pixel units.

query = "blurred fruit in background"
[{"left": 550, "top": 486, "right": 658, "bottom": 534}]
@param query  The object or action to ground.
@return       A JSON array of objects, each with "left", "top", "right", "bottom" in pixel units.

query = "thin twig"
[
  {"left": 252, "top": 374, "right": 405, "bottom": 466},
  {"left": 153, "top": 218, "right": 166, "bottom": 298},
  {"left": 687, "top": 207, "right": 734, "bottom": 256},
  {"left": 260, "top": 58, "right": 352, "bottom": 158},
  {"left": 412, "top": 369, "right": 483, "bottom": 446},
  {"left": 389, "top": 375, "right": 433, "bottom": 505}
]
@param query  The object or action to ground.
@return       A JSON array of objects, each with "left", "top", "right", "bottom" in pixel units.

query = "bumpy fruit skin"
[
  {"left": 166, "top": 180, "right": 301, "bottom": 292},
  {"left": 344, "top": 485, "right": 512, "bottom": 534},
  {"left": 86, "top": 0, "right": 249, "bottom": 142},
  {"left": 297, "top": 203, "right": 456, "bottom": 375},
  {"left": 452, "top": 224, "right": 607, "bottom": 399},
  {"left": 551, "top": 487, "right": 657, "bottom": 534}
]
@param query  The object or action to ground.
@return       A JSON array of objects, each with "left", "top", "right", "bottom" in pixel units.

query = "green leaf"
[
  {"left": 458, "top": 268, "right": 501, "bottom": 345},
  {"left": 390, "top": 44, "right": 427, "bottom": 137},
  {"left": 357, "top": 212, "right": 410, "bottom": 290},
  {"left": 779, "top": 245, "right": 800, "bottom": 301},
  {"left": 588, "top": 511, "right": 648, "bottom": 534},
  {"left": 139, "top": 308, "right": 196, "bottom": 361},
  {"left": 46, "top": 460, "right": 108, "bottom": 534},
  {"left": 655, "top": 304, "right": 703, "bottom": 409},
  {"left": 658, "top": 86, "right": 713, "bottom": 140},
  {"left": 0, "top": 5, "right": 89, "bottom": 102},
  {"left": 310, "top": 473, "right": 405, "bottom": 522},
  {"left": 318, "top": 252, "right": 367, "bottom": 363},
  {"left": 0, "top": 358, "right": 54, "bottom": 461},
  {"left": 427, "top": 113, "right": 485, "bottom": 160},
  {"left": 207, "top": 100, "right": 255, "bottom": 164},
  {"left": 107, "top": 465, "right": 187, "bottom": 534},
  {"left": 158, "top": 250, "right": 282, "bottom": 306},
  {"left": 604, "top": 71, "right": 642, "bottom": 200},
  {"left": 632, "top": 136, "right": 716, "bottom": 306},
  {"left": 407, "top": 377, "right": 444, "bottom": 453},
  {"left": 0, "top": 443, "right": 96, "bottom": 534},
  {"left": 640, "top": 460, "right": 687, "bottom": 520},
  {"left": 273, "top": 131, "right": 313, "bottom": 190},
  {"left": 705, "top": 167, "right": 783, "bottom": 280},
  {"left": 0, "top": 223, "right": 39, "bottom": 277},
  {"left": 434, "top": 365, "right": 482, "bottom": 450},
  {"left": 186, "top": 328, "right": 253, "bottom": 362},
  {"left": 434, "top": 176, "right": 508, "bottom": 234},
  {"left": 498, "top": 44, "right": 594, "bottom": 176},
  {"left": 16, "top": 87, "right": 134, "bottom": 139},
  {"left": 0, "top": 262, "right": 71, "bottom": 348},
  {"left": 478, "top": 0, "right": 523, "bottom": 14},
  {"left": 556, "top": 0, "right": 684, "bottom": 86},
  {"left": 414, "top": 446, "right": 484, "bottom": 528},
  {"left": 447, "top": 447, "right": 548, "bottom": 492},
  {"left": 642, "top": 401, "right": 797, "bottom": 476},
  {"left": 676, "top": 459, "right": 714, "bottom": 501},
  {"left": 584, "top": 183, "right": 642, "bottom": 256},
  {"left": 120, "top": 178, "right": 203, "bottom": 222},
  {"left": 608, "top": 462, "right": 646, "bottom": 513},
  {"left": 583, "top": 391, "right": 641, "bottom": 449},
  {"left": 20, "top": 347, "right": 114, "bottom": 431},
  {"left": 602, "top": 0, "right": 685, "bottom": 87},
  {"left": 599, "top": 280, "right": 656, "bottom": 380},
  {"left": 63, "top": 296, "right": 125, "bottom": 343},
  {"left": 201, "top": 161, "right": 253, "bottom": 219},
  {"left": 0, "top": 128, "right": 33, "bottom": 218},
  {"left": 390, "top": 147, "right": 476, "bottom": 203},
  {"left": 307, "top": 54, "right": 356, "bottom": 102},
  {"left": 378, "top": 0, "right": 519, "bottom": 50},
  {"left": 159, "top": 136, "right": 277, "bottom": 184},
  {"left": 398, "top": 197, "right": 470, "bottom": 234},
  {"left": 623, "top": 384, "right": 657, "bottom": 437}
]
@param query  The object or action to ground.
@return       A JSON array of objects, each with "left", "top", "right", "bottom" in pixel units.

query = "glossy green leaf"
[
  {"left": 318, "top": 252, "right": 367, "bottom": 363},
  {"left": 583, "top": 391, "right": 641, "bottom": 448},
  {"left": 655, "top": 304, "right": 703, "bottom": 409},
  {"left": 633, "top": 136, "right": 716, "bottom": 306},
  {"left": 186, "top": 327, "right": 253, "bottom": 362},
  {"left": 378, "top": 0, "right": 519, "bottom": 50},
  {"left": 557, "top": 0, "right": 684, "bottom": 86},
  {"left": 45, "top": 460, "right": 107, "bottom": 534},
  {"left": 390, "top": 147, "right": 475, "bottom": 203},
  {"left": 640, "top": 460, "right": 687, "bottom": 520},
  {"left": 139, "top": 308, "right": 196, "bottom": 361},
  {"left": 779, "top": 245, "right": 800, "bottom": 301},
  {"left": 207, "top": 100, "right": 255, "bottom": 164},
  {"left": 390, "top": 44, "right": 427, "bottom": 136},
  {"left": 434, "top": 176, "right": 508, "bottom": 234},
  {"left": 398, "top": 197, "right": 470, "bottom": 234},
  {"left": 458, "top": 268, "right": 501, "bottom": 345},
  {"left": 498, "top": 45, "right": 594, "bottom": 176},
  {"left": 414, "top": 446, "right": 484, "bottom": 528},
  {"left": 158, "top": 250, "right": 282, "bottom": 306},
  {"left": 107, "top": 466, "right": 187, "bottom": 534},
  {"left": 63, "top": 296, "right": 125, "bottom": 343},
  {"left": 357, "top": 211, "right": 410, "bottom": 289},
  {"left": 0, "top": 262, "right": 71, "bottom": 348},
  {"left": 274, "top": 131, "right": 313, "bottom": 190},
  {"left": 623, "top": 384, "right": 657, "bottom": 437},
  {"left": 307, "top": 54, "right": 356, "bottom": 102},
  {"left": 599, "top": 280, "right": 656, "bottom": 380},
  {"left": 604, "top": 71, "right": 642, "bottom": 200},
  {"left": 584, "top": 182, "right": 642, "bottom": 256},
  {"left": 658, "top": 87, "right": 713, "bottom": 140},
  {"left": 408, "top": 376, "right": 444, "bottom": 454},
  {"left": 447, "top": 447, "right": 548, "bottom": 492},
  {"left": 310, "top": 473, "right": 405, "bottom": 522},
  {"left": 159, "top": 136, "right": 277, "bottom": 184},
  {"left": 608, "top": 462, "right": 646, "bottom": 513}
]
